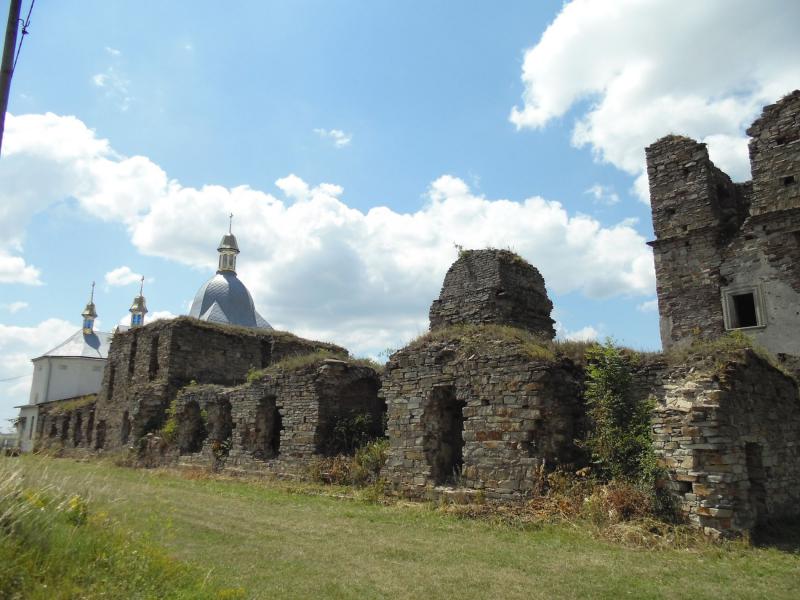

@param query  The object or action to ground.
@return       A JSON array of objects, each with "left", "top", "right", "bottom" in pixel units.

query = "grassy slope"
[{"left": 8, "top": 456, "right": 800, "bottom": 600}]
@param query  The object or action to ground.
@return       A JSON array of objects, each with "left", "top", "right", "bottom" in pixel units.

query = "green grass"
[{"left": 3, "top": 456, "right": 799, "bottom": 599}]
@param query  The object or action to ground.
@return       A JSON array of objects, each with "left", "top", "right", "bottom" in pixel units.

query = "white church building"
[{"left": 15, "top": 283, "right": 147, "bottom": 452}]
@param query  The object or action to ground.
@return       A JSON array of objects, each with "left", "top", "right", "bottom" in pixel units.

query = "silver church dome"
[
  {"left": 189, "top": 272, "right": 272, "bottom": 329},
  {"left": 188, "top": 224, "right": 272, "bottom": 329}
]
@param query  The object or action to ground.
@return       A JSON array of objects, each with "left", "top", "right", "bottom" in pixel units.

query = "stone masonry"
[
  {"left": 647, "top": 90, "right": 800, "bottom": 365},
  {"left": 385, "top": 250, "right": 580, "bottom": 500},
  {"left": 429, "top": 249, "right": 556, "bottom": 338},
  {"left": 382, "top": 334, "right": 584, "bottom": 500},
  {"left": 173, "top": 358, "right": 383, "bottom": 475},
  {"left": 91, "top": 317, "right": 344, "bottom": 452},
  {"left": 651, "top": 350, "right": 800, "bottom": 536}
]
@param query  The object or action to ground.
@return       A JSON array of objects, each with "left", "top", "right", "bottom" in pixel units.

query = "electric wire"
[{"left": 11, "top": 0, "right": 35, "bottom": 73}]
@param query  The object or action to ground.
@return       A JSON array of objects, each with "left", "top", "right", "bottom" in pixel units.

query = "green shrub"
[{"left": 582, "top": 340, "right": 659, "bottom": 485}]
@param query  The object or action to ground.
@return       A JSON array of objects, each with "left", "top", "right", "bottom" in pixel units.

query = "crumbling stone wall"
[
  {"left": 33, "top": 395, "right": 97, "bottom": 452},
  {"left": 92, "top": 317, "right": 344, "bottom": 451},
  {"left": 651, "top": 350, "right": 800, "bottom": 536},
  {"left": 382, "top": 334, "right": 584, "bottom": 500},
  {"left": 429, "top": 249, "right": 555, "bottom": 338},
  {"left": 173, "top": 358, "right": 383, "bottom": 475},
  {"left": 647, "top": 91, "right": 800, "bottom": 361}
]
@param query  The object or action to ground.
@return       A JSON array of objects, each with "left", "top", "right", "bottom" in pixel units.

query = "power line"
[
  {"left": 0, "top": 375, "right": 27, "bottom": 382},
  {"left": 11, "top": 0, "right": 33, "bottom": 72}
]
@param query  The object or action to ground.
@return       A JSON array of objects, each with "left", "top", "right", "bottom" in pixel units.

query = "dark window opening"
[
  {"left": 49, "top": 421, "right": 58, "bottom": 438},
  {"left": 423, "top": 386, "right": 466, "bottom": 485},
  {"left": 745, "top": 443, "right": 767, "bottom": 524},
  {"left": 731, "top": 293, "right": 758, "bottom": 328},
  {"left": 120, "top": 411, "right": 131, "bottom": 445},
  {"left": 248, "top": 395, "right": 282, "bottom": 459},
  {"left": 73, "top": 413, "right": 83, "bottom": 446},
  {"left": 86, "top": 410, "right": 95, "bottom": 446},
  {"left": 782, "top": 175, "right": 796, "bottom": 186},
  {"left": 178, "top": 401, "right": 207, "bottom": 454},
  {"left": 148, "top": 335, "right": 160, "bottom": 380},
  {"left": 60, "top": 416, "right": 70, "bottom": 442},
  {"left": 95, "top": 420, "right": 107, "bottom": 450},
  {"left": 128, "top": 335, "right": 138, "bottom": 378}
]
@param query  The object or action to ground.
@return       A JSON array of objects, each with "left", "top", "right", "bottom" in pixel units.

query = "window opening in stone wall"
[
  {"left": 128, "top": 336, "right": 138, "bottom": 378},
  {"left": 745, "top": 442, "right": 767, "bottom": 524},
  {"left": 49, "top": 421, "right": 57, "bottom": 438},
  {"left": 423, "top": 385, "right": 466, "bottom": 485},
  {"left": 148, "top": 335, "right": 160, "bottom": 380},
  {"left": 260, "top": 340, "right": 272, "bottom": 368},
  {"left": 178, "top": 401, "right": 207, "bottom": 453},
  {"left": 86, "top": 410, "right": 94, "bottom": 446},
  {"left": 120, "top": 411, "right": 131, "bottom": 445},
  {"left": 317, "top": 379, "right": 385, "bottom": 456},
  {"left": 782, "top": 175, "right": 796, "bottom": 186},
  {"left": 28, "top": 415, "right": 35, "bottom": 440},
  {"left": 250, "top": 395, "right": 281, "bottom": 459},
  {"left": 722, "top": 287, "right": 764, "bottom": 330},
  {"left": 73, "top": 412, "right": 83, "bottom": 446},
  {"left": 95, "top": 420, "right": 106, "bottom": 450},
  {"left": 60, "top": 416, "right": 69, "bottom": 442},
  {"left": 731, "top": 293, "right": 758, "bottom": 328},
  {"left": 207, "top": 400, "right": 233, "bottom": 443}
]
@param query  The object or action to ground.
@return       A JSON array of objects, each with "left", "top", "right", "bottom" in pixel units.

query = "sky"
[{"left": 0, "top": 0, "right": 798, "bottom": 431}]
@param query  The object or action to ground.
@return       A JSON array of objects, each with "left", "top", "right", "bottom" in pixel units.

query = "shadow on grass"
[{"left": 751, "top": 518, "right": 800, "bottom": 552}]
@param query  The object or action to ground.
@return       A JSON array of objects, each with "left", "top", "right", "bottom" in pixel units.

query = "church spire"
[
  {"left": 81, "top": 282, "right": 97, "bottom": 334},
  {"left": 217, "top": 213, "right": 240, "bottom": 274},
  {"left": 129, "top": 276, "right": 148, "bottom": 328}
]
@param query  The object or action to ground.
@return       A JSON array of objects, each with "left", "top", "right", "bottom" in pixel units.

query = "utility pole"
[{"left": 0, "top": 0, "right": 22, "bottom": 156}]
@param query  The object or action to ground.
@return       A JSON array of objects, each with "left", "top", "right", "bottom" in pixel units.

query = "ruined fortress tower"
[{"left": 647, "top": 90, "right": 800, "bottom": 364}]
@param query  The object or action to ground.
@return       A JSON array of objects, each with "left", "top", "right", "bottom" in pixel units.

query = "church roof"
[
  {"left": 188, "top": 271, "right": 272, "bottom": 329},
  {"left": 37, "top": 329, "right": 112, "bottom": 360}
]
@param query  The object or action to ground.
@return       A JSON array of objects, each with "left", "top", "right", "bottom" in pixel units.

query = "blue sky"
[{"left": 1, "top": 0, "right": 798, "bottom": 429}]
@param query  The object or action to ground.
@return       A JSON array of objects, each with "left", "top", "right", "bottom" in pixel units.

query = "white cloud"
[
  {"left": 585, "top": 184, "right": 620, "bottom": 206},
  {"left": 0, "top": 252, "right": 41, "bottom": 285},
  {"left": 313, "top": 128, "right": 352, "bottom": 148},
  {"left": 637, "top": 298, "right": 659, "bottom": 313},
  {"left": 2, "top": 112, "right": 656, "bottom": 357},
  {"left": 91, "top": 67, "right": 132, "bottom": 111},
  {"left": 1, "top": 301, "right": 29, "bottom": 313},
  {"left": 0, "top": 318, "right": 77, "bottom": 431},
  {"left": 105, "top": 266, "right": 145, "bottom": 287},
  {"left": 511, "top": 0, "right": 800, "bottom": 201},
  {"left": 104, "top": 46, "right": 121, "bottom": 56},
  {"left": 564, "top": 326, "right": 599, "bottom": 342}
]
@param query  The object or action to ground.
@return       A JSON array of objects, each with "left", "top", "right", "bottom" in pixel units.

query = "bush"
[
  {"left": 582, "top": 340, "right": 658, "bottom": 485},
  {"left": 308, "top": 438, "right": 390, "bottom": 486}
]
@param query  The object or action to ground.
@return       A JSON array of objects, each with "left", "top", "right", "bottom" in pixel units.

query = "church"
[{"left": 15, "top": 224, "right": 268, "bottom": 451}]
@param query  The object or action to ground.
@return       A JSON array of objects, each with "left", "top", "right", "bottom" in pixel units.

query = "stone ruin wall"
[
  {"left": 647, "top": 91, "right": 800, "bottom": 364},
  {"left": 650, "top": 351, "right": 800, "bottom": 536},
  {"left": 167, "top": 359, "right": 383, "bottom": 477},
  {"left": 381, "top": 339, "right": 584, "bottom": 501},
  {"left": 429, "top": 249, "right": 556, "bottom": 338},
  {"left": 89, "top": 317, "right": 345, "bottom": 452},
  {"left": 34, "top": 395, "right": 97, "bottom": 454}
]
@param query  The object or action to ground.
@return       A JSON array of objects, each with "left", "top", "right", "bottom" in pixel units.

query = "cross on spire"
[
  {"left": 89, "top": 281, "right": 95, "bottom": 303},
  {"left": 229, "top": 212, "right": 234, "bottom": 234},
  {"left": 139, "top": 275, "right": 144, "bottom": 296}
]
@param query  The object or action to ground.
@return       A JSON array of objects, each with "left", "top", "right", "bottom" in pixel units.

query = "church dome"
[
  {"left": 188, "top": 271, "right": 272, "bottom": 329},
  {"left": 188, "top": 220, "right": 272, "bottom": 329}
]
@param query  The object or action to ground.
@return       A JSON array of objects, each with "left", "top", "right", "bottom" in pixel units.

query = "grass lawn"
[{"left": 5, "top": 455, "right": 800, "bottom": 599}]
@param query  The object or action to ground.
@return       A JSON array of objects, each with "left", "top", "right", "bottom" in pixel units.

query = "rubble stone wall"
[
  {"left": 428, "top": 249, "right": 555, "bottom": 338},
  {"left": 382, "top": 337, "right": 584, "bottom": 500},
  {"left": 652, "top": 350, "right": 800, "bottom": 536},
  {"left": 173, "top": 359, "right": 382, "bottom": 476},
  {"left": 647, "top": 91, "right": 800, "bottom": 359},
  {"left": 92, "top": 317, "right": 344, "bottom": 451}
]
